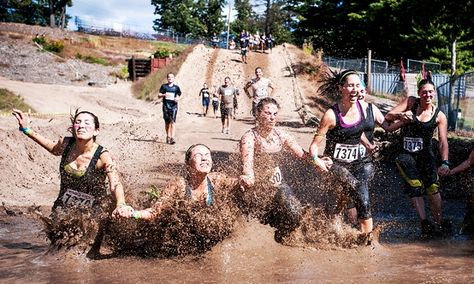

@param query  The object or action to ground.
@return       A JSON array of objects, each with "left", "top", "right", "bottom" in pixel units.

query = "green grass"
[
  {"left": 75, "top": 53, "right": 110, "bottom": 66},
  {"left": 132, "top": 45, "right": 195, "bottom": 101},
  {"left": 0, "top": 88, "right": 35, "bottom": 113}
]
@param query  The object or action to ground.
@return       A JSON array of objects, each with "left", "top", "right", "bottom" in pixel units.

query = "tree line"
[{"left": 1, "top": 0, "right": 473, "bottom": 74}]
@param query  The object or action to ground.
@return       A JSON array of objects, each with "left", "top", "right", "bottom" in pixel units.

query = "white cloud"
[{"left": 68, "top": 0, "right": 156, "bottom": 33}]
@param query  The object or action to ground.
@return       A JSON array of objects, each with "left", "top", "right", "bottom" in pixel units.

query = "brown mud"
[{"left": 1, "top": 31, "right": 474, "bottom": 281}]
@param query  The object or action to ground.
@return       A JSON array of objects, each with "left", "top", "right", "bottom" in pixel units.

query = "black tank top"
[
  {"left": 364, "top": 103, "right": 375, "bottom": 143},
  {"left": 400, "top": 98, "right": 439, "bottom": 156},
  {"left": 325, "top": 101, "right": 372, "bottom": 164},
  {"left": 53, "top": 138, "right": 107, "bottom": 209}
]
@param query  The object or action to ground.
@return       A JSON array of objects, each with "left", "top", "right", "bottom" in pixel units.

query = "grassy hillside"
[{"left": 0, "top": 88, "right": 35, "bottom": 113}]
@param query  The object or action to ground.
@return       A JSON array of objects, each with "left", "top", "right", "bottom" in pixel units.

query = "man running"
[
  {"left": 158, "top": 73, "right": 182, "bottom": 144},
  {"left": 217, "top": 76, "right": 239, "bottom": 134},
  {"left": 244, "top": 67, "right": 275, "bottom": 117},
  {"left": 199, "top": 83, "right": 211, "bottom": 117}
]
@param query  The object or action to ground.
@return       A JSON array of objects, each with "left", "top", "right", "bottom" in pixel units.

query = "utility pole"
[{"left": 226, "top": 2, "right": 231, "bottom": 49}]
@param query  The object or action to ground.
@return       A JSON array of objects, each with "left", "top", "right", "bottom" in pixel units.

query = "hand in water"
[
  {"left": 112, "top": 205, "right": 135, "bottom": 218},
  {"left": 313, "top": 156, "right": 332, "bottom": 173},
  {"left": 239, "top": 174, "right": 255, "bottom": 189}
]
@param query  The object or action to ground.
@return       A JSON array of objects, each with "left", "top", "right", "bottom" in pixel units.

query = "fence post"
[
  {"left": 130, "top": 56, "right": 136, "bottom": 81},
  {"left": 367, "top": 50, "right": 372, "bottom": 91}
]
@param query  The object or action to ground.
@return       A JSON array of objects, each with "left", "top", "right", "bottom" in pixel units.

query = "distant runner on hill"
[
  {"left": 244, "top": 67, "right": 275, "bottom": 117},
  {"left": 217, "top": 76, "right": 239, "bottom": 134},
  {"left": 199, "top": 83, "right": 211, "bottom": 117},
  {"left": 158, "top": 73, "right": 182, "bottom": 145}
]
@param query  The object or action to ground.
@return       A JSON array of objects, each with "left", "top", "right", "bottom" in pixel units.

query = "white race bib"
[
  {"left": 269, "top": 166, "right": 282, "bottom": 186},
  {"left": 403, "top": 137, "right": 423, "bottom": 152},
  {"left": 165, "top": 92, "right": 175, "bottom": 100},
  {"left": 359, "top": 144, "right": 367, "bottom": 158},
  {"left": 333, "top": 143, "right": 361, "bottom": 163},
  {"left": 224, "top": 89, "right": 232, "bottom": 96},
  {"left": 62, "top": 189, "right": 95, "bottom": 207},
  {"left": 203, "top": 92, "right": 209, "bottom": 98}
]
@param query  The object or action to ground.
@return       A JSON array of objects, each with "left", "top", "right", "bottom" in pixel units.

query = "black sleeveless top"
[
  {"left": 325, "top": 101, "right": 373, "bottom": 164},
  {"left": 400, "top": 98, "right": 440, "bottom": 157},
  {"left": 53, "top": 138, "right": 107, "bottom": 209}
]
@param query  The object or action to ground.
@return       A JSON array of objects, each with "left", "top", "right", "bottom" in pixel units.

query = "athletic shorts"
[
  {"left": 395, "top": 153, "right": 439, "bottom": 197},
  {"left": 163, "top": 105, "right": 178, "bottom": 123},
  {"left": 202, "top": 97, "right": 210, "bottom": 107},
  {"left": 221, "top": 106, "right": 232, "bottom": 119}
]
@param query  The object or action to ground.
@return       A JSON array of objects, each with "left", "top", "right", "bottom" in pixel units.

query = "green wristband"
[
  {"left": 20, "top": 127, "right": 32, "bottom": 136},
  {"left": 132, "top": 210, "right": 141, "bottom": 220}
]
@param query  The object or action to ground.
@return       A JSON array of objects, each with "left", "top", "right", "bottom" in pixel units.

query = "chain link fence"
[
  {"left": 437, "top": 72, "right": 474, "bottom": 131},
  {"left": 74, "top": 16, "right": 207, "bottom": 45}
]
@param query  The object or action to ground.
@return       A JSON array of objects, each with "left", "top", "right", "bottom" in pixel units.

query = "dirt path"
[{"left": 0, "top": 44, "right": 315, "bottom": 207}]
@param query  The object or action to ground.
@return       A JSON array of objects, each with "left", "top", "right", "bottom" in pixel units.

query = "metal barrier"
[{"left": 437, "top": 72, "right": 474, "bottom": 131}]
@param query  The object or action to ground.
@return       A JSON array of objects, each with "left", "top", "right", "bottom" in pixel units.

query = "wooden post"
[
  {"left": 130, "top": 56, "right": 136, "bottom": 81},
  {"left": 367, "top": 49, "right": 372, "bottom": 92}
]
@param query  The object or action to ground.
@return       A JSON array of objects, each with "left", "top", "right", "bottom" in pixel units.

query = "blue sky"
[{"left": 68, "top": 0, "right": 239, "bottom": 33}]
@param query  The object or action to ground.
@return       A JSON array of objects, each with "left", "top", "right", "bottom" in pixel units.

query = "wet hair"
[
  {"left": 318, "top": 68, "right": 359, "bottom": 99},
  {"left": 167, "top": 72, "right": 174, "bottom": 78},
  {"left": 255, "top": 67, "right": 262, "bottom": 73},
  {"left": 417, "top": 79, "right": 435, "bottom": 92},
  {"left": 70, "top": 109, "right": 100, "bottom": 141},
  {"left": 255, "top": 97, "right": 280, "bottom": 114},
  {"left": 185, "top": 144, "right": 211, "bottom": 165},
  {"left": 224, "top": 76, "right": 231, "bottom": 81}
]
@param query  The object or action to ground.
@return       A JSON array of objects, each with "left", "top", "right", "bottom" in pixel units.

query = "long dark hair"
[
  {"left": 318, "top": 68, "right": 359, "bottom": 100},
  {"left": 70, "top": 109, "right": 100, "bottom": 141}
]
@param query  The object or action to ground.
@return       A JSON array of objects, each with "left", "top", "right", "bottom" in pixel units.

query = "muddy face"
[
  {"left": 72, "top": 113, "right": 99, "bottom": 141},
  {"left": 187, "top": 145, "right": 213, "bottom": 175}
]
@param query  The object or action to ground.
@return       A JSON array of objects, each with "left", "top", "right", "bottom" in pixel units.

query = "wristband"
[
  {"left": 20, "top": 127, "right": 32, "bottom": 136},
  {"left": 312, "top": 155, "right": 320, "bottom": 163},
  {"left": 441, "top": 160, "right": 451, "bottom": 167},
  {"left": 132, "top": 210, "right": 141, "bottom": 220},
  {"left": 117, "top": 202, "right": 127, "bottom": 207}
]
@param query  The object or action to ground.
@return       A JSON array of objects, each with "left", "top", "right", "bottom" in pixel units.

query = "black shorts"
[
  {"left": 395, "top": 153, "right": 439, "bottom": 197},
  {"left": 221, "top": 106, "right": 232, "bottom": 117},
  {"left": 163, "top": 105, "right": 178, "bottom": 123}
]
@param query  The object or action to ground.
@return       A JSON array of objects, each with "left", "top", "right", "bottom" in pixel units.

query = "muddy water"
[{"left": 1, "top": 213, "right": 474, "bottom": 283}]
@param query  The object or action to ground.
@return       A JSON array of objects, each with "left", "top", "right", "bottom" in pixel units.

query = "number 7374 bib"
[{"left": 333, "top": 143, "right": 364, "bottom": 163}]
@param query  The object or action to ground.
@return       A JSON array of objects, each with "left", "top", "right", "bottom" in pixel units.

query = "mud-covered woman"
[
  {"left": 114, "top": 144, "right": 238, "bottom": 257},
  {"left": 384, "top": 78, "right": 451, "bottom": 237},
  {"left": 12, "top": 109, "right": 133, "bottom": 257},
  {"left": 237, "top": 97, "right": 319, "bottom": 243},
  {"left": 309, "top": 69, "right": 399, "bottom": 245}
]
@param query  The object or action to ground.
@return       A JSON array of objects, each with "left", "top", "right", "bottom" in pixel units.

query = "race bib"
[
  {"left": 165, "top": 92, "right": 175, "bottom": 100},
  {"left": 333, "top": 143, "right": 361, "bottom": 163},
  {"left": 62, "top": 189, "right": 95, "bottom": 207},
  {"left": 359, "top": 144, "right": 367, "bottom": 158},
  {"left": 403, "top": 137, "right": 423, "bottom": 152},
  {"left": 203, "top": 92, "right": 209, "bottom": 98},
  {"left": 269, "top": 166, "right": 282, "bottom": 186},
  {"left": 224, "top": 89, "right": 232, "bottom": 96}
]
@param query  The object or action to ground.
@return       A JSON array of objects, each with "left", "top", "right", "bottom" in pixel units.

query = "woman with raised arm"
[{"left": 12, "top": 108, "right": 133, "bottom": 256}]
